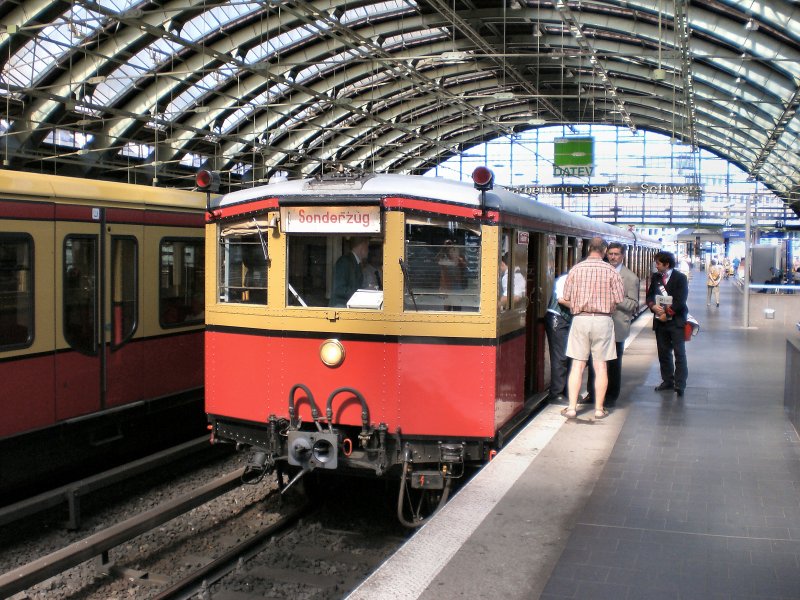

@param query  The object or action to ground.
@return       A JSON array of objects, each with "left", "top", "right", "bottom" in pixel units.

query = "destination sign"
[
  {"left": 510, "top": 183, "right": 703, "bottom": 196},
  {"left": 281, "top": 205, "right": 381, "bottom": 233}
]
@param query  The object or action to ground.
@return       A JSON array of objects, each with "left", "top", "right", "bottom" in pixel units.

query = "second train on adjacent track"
[{"left": 203, "top": 168, "right": 659, "bottom": 525}]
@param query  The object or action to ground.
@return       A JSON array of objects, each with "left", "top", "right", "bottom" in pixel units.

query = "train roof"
[
  {"left": 213, "top": 173, "right": 659, "bottom": 245},
  {"left": 0, "top": 169, "right": 206, "bottom": 210}
]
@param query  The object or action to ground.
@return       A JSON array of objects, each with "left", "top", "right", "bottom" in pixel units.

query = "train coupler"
[{"left": 287, "top": 430, "right": 338, "bottom": 470}]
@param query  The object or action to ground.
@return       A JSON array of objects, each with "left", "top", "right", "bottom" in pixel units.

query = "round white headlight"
[{"left": 320, "top": 339, "right": 345, "bottom": 367}]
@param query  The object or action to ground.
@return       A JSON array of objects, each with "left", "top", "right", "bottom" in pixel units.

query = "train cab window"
[
  {"left": 218, "top": 218, "right": 268, "bottom": 304},
  {"left": 403, "top": 217, "right": 480, "bottom": 312},
  {"left": 0, "top": 234, "right": 33, "bottom": 349},
  {"left": 64, "top": 236, "right": 97, "bottom": 354},
  {"left": 287, "top": 235, "right": 384, "bottom": 309},
  {"left": 111, "top": 237, "right": 137, "bottom": 346},
  {"left": 159, "top": 239, "right": 204, "bottom": 326},
  {"left": 499, "top": 229, "right": 529, "bottom": 313}
]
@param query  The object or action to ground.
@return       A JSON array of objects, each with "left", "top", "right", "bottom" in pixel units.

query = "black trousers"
[
  {"left": 654, "top": 321, "right": 688, "bottom": 390},
  {"left": 587, "top": 341, "right": 625, "bottom": 401},
  {"left": 544, "top": 312, "right": 571, "bottom": 396}
]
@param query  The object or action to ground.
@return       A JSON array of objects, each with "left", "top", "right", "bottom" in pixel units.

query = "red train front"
[{"left": 204, "top": 170, "right": 649, "bottom": 524}]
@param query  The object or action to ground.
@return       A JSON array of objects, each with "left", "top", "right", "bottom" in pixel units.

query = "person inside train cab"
[
  {"left": 330, "top": 237, "right": 369, "bottom": 307},
  {"left": 438, "top": 240, "right": 467, "bottom": 311},
  {"left": 499, "top": 254, "right": 526, "bottom": 311},
  {"left": 361, "top": 244, "right": 384, "bottom": 290},
  {"left": 545, "top": 271, "right": 572, "bottom": 404}
]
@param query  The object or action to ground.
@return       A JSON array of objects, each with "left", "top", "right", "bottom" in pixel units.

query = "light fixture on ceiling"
[
  {"left": 532, "top": 26, "right": 542, "bottom": 37},
  {"left": 493, "top": 91, "right": 516, "bottom": 101},
  {"left": 745, "top": 18, "right": 758, "bottom": 31},
  {"left": 651, "top": 68, "right": 666, "bottom": 81},
  {"left": 528, "top": 118, "right": 547, "bottom": 125}
]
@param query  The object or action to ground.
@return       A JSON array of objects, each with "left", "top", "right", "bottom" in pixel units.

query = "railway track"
[{"left": 0, "top": 470, "right": 410, "bottom": 599}]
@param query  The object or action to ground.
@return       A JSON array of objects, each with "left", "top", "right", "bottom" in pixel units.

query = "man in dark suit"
[
  {"left": 330, "top": 237, "right": 369, "bottom": 307},
  {"left": 646, "top": 250, "right": 689, "bottom": 396}
]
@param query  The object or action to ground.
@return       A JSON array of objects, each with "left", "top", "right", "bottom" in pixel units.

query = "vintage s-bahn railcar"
[
  {"left": 0, "top": 170, "right": 206, "bottom": 496},
  {"left": 204, "top": 169, "right": 657, "bottom": 525}
]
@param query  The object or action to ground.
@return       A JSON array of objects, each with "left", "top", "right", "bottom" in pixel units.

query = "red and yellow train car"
[
  {"left": 0, "top": 170, "right": 206, "bottom": 495},
  {"left": 204, "top": 170, "right": 657, "bottom": 524}
]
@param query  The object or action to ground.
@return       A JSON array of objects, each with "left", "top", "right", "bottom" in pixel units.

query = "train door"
[
  {"left": 57, "top": 213, "right": 102, "bottom": 420},
  {"left": 523, "top": 232, "right": 552, "bottom": 396},
  {"left": 55, "top": 208, "right": 142, "bottom": 419},
  {"left": 104, "top": 225, "right": 142, "bottom": 408}
]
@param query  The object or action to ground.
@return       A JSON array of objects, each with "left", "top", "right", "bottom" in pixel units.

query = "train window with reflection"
[
  {"left": 287, "top": 235, "right": 384, "bottom": 309},
  {"left": 0, "top": 234, "right": 33, "bottom": 350},
  {"left": 499, "top": 229, "right": 529, "bottom": 313},
  {"left": 64, "top": 235, "right": 97, "bottom": 355},
  {"left": 218, "top": 218, "right": 268, "bottom": 304},
  {"left": 159, "top": 239, "right": 204, "bottom": 326},
  {"left": 111, "top": 236, "right": 137, "bottom": 347},
  {"left": 403, "top": 217, "right": 481, "bottom": 312}
]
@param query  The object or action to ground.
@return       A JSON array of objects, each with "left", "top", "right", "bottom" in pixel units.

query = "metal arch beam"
[{"left": 421, "top": 0, "right": 570, "bottom": 126}]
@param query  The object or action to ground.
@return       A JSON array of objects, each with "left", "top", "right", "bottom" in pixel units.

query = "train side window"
[
  {"left": 218, "top": 218, "right": 268, "bottom": 304},
  {"left": 287, "top": 235, "right": 383, "bottom": 309},
  {"left": 111, "top": 236, "right": 137, "bottom": 347},
  {"left": 64, "top": 235, "right": 97, "bottom": 355},
  {"left": 403, "top": 217, "right": 480, "bottom": 312},
  {"left": 499, "top": 229, "right": 528, "bottom": 313},
  {"left": 0, "top": 234, "right": 34, "bottom": 350},
  {"left": 159, "top": 239, "right": 204, "bottom": 326}
]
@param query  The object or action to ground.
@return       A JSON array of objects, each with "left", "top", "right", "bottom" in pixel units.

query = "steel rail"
[{"left": 0, "top": 467, "right": 246, "bottom": 598}]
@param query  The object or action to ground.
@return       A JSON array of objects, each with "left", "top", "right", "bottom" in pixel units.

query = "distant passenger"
[{"left": 706, "top": 259, "right": 722, "bottom": 307}]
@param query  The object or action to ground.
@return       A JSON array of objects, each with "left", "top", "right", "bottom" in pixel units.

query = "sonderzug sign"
[
  {"left": 510, "top": 183, "right": 703, "bottom": 196},
  {"left": 281, "top": 205, "right": 381, "bottom": 233}
]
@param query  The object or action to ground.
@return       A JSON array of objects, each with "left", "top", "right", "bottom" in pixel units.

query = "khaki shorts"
[{"left": 566, "top": 315, "right": 617, "bottom": 362}]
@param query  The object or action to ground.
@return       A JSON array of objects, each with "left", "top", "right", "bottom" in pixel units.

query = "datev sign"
[
  {"left": 554, "top": 137, "right": 594, "bottom": 177},
  {"left": 281, "top": 205, "right": 381, "bottom": 233}
]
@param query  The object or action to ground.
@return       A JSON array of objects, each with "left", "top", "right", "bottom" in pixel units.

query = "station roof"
[{"left": 1, "top": 1, "right": 799, "bottom": 216}]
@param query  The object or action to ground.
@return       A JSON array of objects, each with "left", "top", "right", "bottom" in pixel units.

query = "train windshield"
[
  {"left": 218, "top": 218, "right": 269, "bottom": 304},
  {"left": 404, "top": 217, "right": 481, "bottom": 312},
  {"left": 287, "top": 235, "right": 383, "bottom": 309}
]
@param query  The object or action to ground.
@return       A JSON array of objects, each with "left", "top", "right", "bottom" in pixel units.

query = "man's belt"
[{"left": 575, "top": 312, "right": 612, "bottom": 317}]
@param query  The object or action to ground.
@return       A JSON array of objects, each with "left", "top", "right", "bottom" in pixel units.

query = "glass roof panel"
[
  {"left": 245, "top": 23, "right": 329, "bottom": 65},
  {"left": 340, "top": 1, "right": 418, "bottom": 26},
  {"left": 180, "top": 2, "right": 264, "bottom": 44},
  {"left": 381, "top": 27, "right": 450, "bottom": 51},
  {"left": 221, "top": 82, "right": 290, "bottom": 135},
  {"left": 165, "top": 63, "right": 238, "bottom": 121},
  {"left": 295, "top": 49, "right": 360, "bottom": 86},
  {"left": 119, "top": 141, "right": 153, "bottom": 159},
  {"left": 92, "top": 38, "right": 182, "bottom": 107},
  {"left": 2, "top": 5, "right": 104, "bottom": 91}
]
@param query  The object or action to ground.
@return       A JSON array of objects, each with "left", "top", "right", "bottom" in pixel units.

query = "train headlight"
[{"left": 320, "top": 339, "right": 345, "bottom": 367}]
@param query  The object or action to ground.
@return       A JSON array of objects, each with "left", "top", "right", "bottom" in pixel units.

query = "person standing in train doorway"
[
  {"left": 545, "top": 271, "right": 572, "bottom": 404},
  {"left": 585, "top": 242, "right": 640, "bottom": 407},
  {"left": 560, "top": 237, "right": 624, "bottom": 420},
  {"left": 647, "top": 250, "right": 690, "bottom": 397}
]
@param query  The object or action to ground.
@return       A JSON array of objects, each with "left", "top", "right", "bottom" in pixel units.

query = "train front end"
[{"left": 204, "top": 172, "right": 527, "bottom": 524}]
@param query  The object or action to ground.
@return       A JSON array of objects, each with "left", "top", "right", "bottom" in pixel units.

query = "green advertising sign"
[{"left": 554, "top": 137, "right": 594, "bottom": 177}]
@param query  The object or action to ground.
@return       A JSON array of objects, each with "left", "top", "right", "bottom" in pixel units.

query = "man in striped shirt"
[{"left": 561, "top": 237, "right": 625, "bottom": 420}]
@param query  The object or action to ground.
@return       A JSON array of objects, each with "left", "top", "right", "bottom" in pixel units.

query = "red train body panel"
[{"left": 207, "top": 330, "right": 499, "bottom": 438}]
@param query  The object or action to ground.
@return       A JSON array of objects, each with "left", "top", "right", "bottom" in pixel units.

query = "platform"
[{"left": 349, "top": 271, "right": 800, "bottom": 599}]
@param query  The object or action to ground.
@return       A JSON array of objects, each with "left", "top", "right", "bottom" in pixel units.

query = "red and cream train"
[
  {"left": 0, "top": 170, "right": 206, "bottom": 496},
  {"left": 203, "top": 169, "right": 658, "bottom": 525}
]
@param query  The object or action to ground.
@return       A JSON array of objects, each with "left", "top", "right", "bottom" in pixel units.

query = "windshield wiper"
[{"left": 398, "top": 258, "right": 418, "bottom": 311}]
